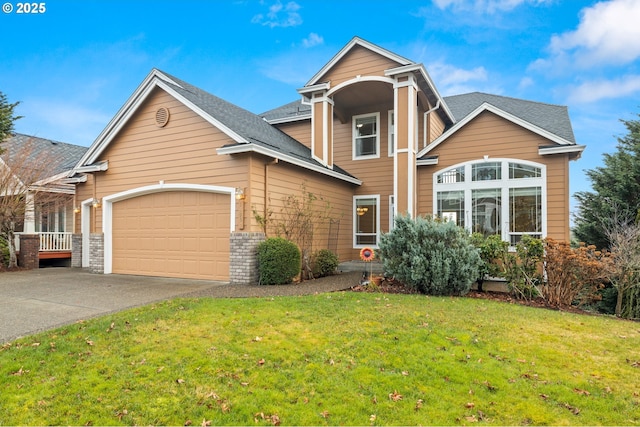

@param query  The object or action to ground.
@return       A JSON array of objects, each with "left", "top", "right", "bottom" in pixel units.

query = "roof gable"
[
  {"left": 73, "top": 69, "right": 360, "bottom": 185},
  {"left": 305, "top": 36, "right": 413, "bottom": 87}
]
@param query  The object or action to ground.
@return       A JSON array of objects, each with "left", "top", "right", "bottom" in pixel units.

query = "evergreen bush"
[
  {"left": 379, "top": 216, "right": 481, "bottom": 295},
  {"left": 312, "top": 249, "right": 339, "bottom": 278},
  {"left": 257, "top": 237, "right": 301, "bottom": 285}
]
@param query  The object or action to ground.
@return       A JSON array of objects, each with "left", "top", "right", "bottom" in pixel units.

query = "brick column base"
[
  {"left": 18, "top": 234, "right": 39, "bottom": 269},
  {"left": 71, "top": 234, "right": 83, "bottom": 268},
  {"left": 230, "top": 232, "right": 265, "bottom": 285},
  {"left": 89, "top": 233, "right": 104, "bottom": 274}
]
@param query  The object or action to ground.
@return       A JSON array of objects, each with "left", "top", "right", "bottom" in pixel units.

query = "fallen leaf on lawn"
[
  {"left": 184, "top": 420, "right": 192, "bottom": 426},
  {"left": 201, "top": 419, "right": 211, "bottom": 427},
  {"left": 252, "top": 336, "right": 262, "bottom": 342},
  {"left": 176, "top": 378, "right": 186, "bottom": 384},
  {"left": 561, "top": 402, "right": 580, "bottom": 415},
  {"left": 389, "top": 391, "right": 403, "bottom": 401},
  {"left": 517, "top": 359, "right": 527, "bottom": 363},
  {"left": 257, "top": 358, "right": 265, "bottom": 366},
  {"left": 115, "top": 409, "right": 128, "bottom": 421},
  {"left": 465, "top": 402, "right": 475, "bottom": 408},
  {"left": 483, "top": 381, "right": 497, "bottom": 391},
  {"left": 465, "top": 415, "right": 478, "bottom": 422},
  {"left": 329, "top": 359, "right": 335, "bottom": 365},
  {"left": 85, "top": 339, "right": 94, "bottom": 346},
  {"left": 415, "top": 399, "right": 424, "bottom": 410},
  {"left": 540, "top": 394, "right": 549, "bottom": 400},
  {"left": 369, "top": 414, "right": 377, "bottom": 424},
  {"left": 320, "top": 410, "right": 330, "bottom": 419},
  {"left": 157, "top": 366, "right": 165, "bottom": 373},
  {"left": 31, "top": 342, "right": 40, "bottom": 347},
  {"left": 401, "top": 371, "right": 409, "bottom": 376},
  {"left": 107, "top": 322, "right": 115, "bottom": 333},
  {"left": 573, "top": 388, "right": 591, "bottom": 396},
  {"left": 241, "top": 382, "right": 249, "bottom": 386}
]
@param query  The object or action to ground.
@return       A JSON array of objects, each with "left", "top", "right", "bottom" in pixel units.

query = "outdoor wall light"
[
  {"left": 73, "top": 206, "right": 81, "bottom": 214},
  {"left": 92, "top": 198, "right": 101, "bottom": 208},
  {"left": 235, "top": 187, "right": 246, "bottom": 201}
]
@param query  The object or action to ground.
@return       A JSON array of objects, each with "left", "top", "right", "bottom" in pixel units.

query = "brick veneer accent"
[
  {"left": 89, "top": 233, "right": 104, "bottom": 274},
  {"left": 18, "top": 234, "right": 39, "bottom": 269},
  {"left": 71, "top": 234, "right": 82, "bottom": 268},
  {"left": 230, "top": 232, "right": 265, "bottom": 285}
]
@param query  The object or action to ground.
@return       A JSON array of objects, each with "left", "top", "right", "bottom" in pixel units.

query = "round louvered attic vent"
[{"left": 155, "top": 107, "right": 170, "bottom": 127}]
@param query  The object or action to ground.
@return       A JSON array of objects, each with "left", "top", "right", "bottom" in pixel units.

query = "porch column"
[
  {"left": 310, "top": 92, "right": 334, "bottom": 168},
  {"left": 393, "top": 74, "right": 418, "bottom": 218},
  {"left": 23, "top": 192, "right": 36, "bottom": 233}
]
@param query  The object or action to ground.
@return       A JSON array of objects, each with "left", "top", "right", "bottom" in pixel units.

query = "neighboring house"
[
  {"left": 1, "top": 133, "right": 87, "bottom": 261},
  {"left": 70, "top": 37, "right": 584, "bottom": 283}
]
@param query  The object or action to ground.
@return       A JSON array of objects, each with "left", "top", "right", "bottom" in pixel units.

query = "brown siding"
[
  {"left": 417, "top": 111, "right": 571, "bottom": 241},
  {"left": 273, "top": 120, "right": 312, "bottom": 149},
  {"left": 75, "top": 88, "right": 250, "bottom": 232},
  {"left": 318, "top": 45, "right": 403, "bottom": 87}
]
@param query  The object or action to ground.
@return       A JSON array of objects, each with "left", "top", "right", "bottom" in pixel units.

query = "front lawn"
[{"left": 1, "top": 292, "right": 638, "bottom": 425}]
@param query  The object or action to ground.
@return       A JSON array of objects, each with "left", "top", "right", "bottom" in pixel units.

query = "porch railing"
[{"left": 15, "top": 232, "right": 73, "bottom": 252}]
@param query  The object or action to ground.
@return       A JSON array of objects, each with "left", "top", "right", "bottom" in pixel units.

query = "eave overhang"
[{"left": 216, "top": 143, "right": 362, "bottom": 186}]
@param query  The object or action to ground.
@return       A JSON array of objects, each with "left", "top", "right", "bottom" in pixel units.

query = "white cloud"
[
  {"left": 548, "top": 0, "right": 640, "bottom": 67},
  {"left": 251, "top": 1, "right": 302, "bottom": 28},
  {"left": 302, "top": 33, "right": 323, "bottom": 48},
  {"left": 567, "top": 75, "right": 640, "bottom": 103},
  {"left": 427, "top": 61, "right": 489, "bottom": 95},
  {"left": 432, "top": 0, "right": 553, "bottom": 13}
]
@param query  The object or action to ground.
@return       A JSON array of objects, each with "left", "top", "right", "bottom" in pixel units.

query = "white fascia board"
[
  {"left": 217, "top": 144, "right": 362, "bottom": 186},
  {"left": 539, "top": 145, "right": 586, "bottom": 156},
  {"left": 60, "top": 175, "right": 88, "bottom": 184},
  {"left": 70, "top": 161, "right": 109, "bottom": 176},
  {"left": 305, "top": 37, "right": 412, "bottom": 87},
  {"left": 418, "top": 103, "right": 576, "bottom": 157},
  {"left": 297, "top": 82, "right": 331, "bottom": 96},
  {"left": 385, "top": 64, "right": 456, "bottom": 124},
  {"left": 74, "top": 69, "right": 248, "bottom": 170},
  {"left": 265, "top": 114, "right": 312, "bottom": 125},
  {"left": 416, "top": 157, "right": 439, "bottom": 166}
]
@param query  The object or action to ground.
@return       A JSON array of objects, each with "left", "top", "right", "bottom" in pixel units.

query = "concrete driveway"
[{"left": 0, "top": 268, "right": 226, "bottom": 343}]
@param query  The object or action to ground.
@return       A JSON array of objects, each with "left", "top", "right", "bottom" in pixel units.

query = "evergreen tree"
[
  {"left": 574, "top": 114, "right": 640, "bottom": 249},
  {"left": 0, "top": 91, "right": 22, "bottom": 146}
]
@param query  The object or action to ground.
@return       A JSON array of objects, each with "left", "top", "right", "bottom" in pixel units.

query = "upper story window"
[
  {"left": 472, "top": 162, "right": 501, "bottom": 181},
  {"left": 353, "top": 112, "right": 380, "bottom": 160},
  {"left": 388, "top": 110, "right": 395, "bottom": 157}
]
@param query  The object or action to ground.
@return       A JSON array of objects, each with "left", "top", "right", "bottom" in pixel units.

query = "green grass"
[{"left": 1, "top": 292, "right": 639, "bottom": 426}]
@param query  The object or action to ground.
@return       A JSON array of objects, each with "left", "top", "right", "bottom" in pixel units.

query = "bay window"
[{"left": 434, "top": 159, "right": 545, "bottom": 244}]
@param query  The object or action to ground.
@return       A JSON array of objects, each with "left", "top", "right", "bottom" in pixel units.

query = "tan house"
[{"left": 70, "top": 37, "right": 584, "bottom": 283}]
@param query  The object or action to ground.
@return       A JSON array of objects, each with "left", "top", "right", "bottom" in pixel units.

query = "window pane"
[
  {"left": 510, "top": 187, "right": 541, "bottom": 233},
  {"left": 509, "top": 163, "right": 541, "bottom": 179},
  {"left": 356, "top": 137, "right": 377, "bottom": 156},
  {"left": 437, "top": 166, "right": 465, "bottom": 184},
  {"left": 472, "top": 188, "right": 501, "bottom": 236},
  {"left": 355, "top": 198, "right": 377, "bottom": 246},
  {"left": 437, "top": 191, "right": 465, "bottom": 228},
  {"left": 472, "top": 162, "right": 501, "bottom": 181},
  {"left": 356, "top": 116, "right": 377, "bottom": 137}
]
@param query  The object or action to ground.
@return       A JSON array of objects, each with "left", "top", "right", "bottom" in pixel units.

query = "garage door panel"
[{"left": 112, "top": 191, "right": 230, "bottom": 280}]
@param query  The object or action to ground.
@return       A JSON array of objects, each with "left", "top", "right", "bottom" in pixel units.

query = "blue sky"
[{"left": 2, "top": 0, "right": 640, "bottom": 216}]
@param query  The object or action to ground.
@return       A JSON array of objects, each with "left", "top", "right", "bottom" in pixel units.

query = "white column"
[{"left": 23, "top": 192, "right": 36, "bottom": 233}]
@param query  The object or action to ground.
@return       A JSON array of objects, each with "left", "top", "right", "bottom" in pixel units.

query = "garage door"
[{"left": 112, "top": 191, "right": 230, "bottom": 280}]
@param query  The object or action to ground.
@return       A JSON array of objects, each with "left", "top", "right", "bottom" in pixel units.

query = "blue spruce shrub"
[
  {"left": 257, "top": 237, "right": 301, "bottom": 285},
  {"left": 379, "top": 216, "right": 482, "bottom": 295}
]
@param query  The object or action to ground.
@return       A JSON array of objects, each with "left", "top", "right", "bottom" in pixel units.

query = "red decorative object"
[{"left": 360, "top": 247, "right": 375, "bottom": 262}]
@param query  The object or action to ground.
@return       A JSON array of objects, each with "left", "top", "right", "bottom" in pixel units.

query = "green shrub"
[
  {"left": 312, "top": 249, "right": 339, "bottom": 278},
  {"left": 470, "top": 233, "right": 508, "bottom": 291},
  {"left": 379, "top": 216, "right": 481, "bottom": 296},
  {"left": 504, "top": 235, "right": 544, "bottom": 300},
  {"left": 257, "top": 237, "right": 301, "bottom": 285}
]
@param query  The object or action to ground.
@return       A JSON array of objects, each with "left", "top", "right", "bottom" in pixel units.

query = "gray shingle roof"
[
  {"left": 157, "top": 70, "right": 357, "bottom": 181},
  {"left": 262, "top": 92, "right": 577, "bottom": 145},
  {"left": 443, "top": 92, "right": 576, "bottom": 144},
  {"left": 1, "top": 133, "right": 88, "bottom": 176}
]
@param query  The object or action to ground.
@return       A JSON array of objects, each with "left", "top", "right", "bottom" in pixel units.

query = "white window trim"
[
  {"left": 389, "top": 195, "right": 395, "bottom": 231},
  {"left": 388, "top": 110, "right": 395, "bottom": 157},
  {"left": 352, "top": 112, "right": 380, "bottom": 160},
  {"left": 353, "top": 194, "right": 380, "bottom": 248},
  {"left": 432, "top": 158, "right": 547, "bottom": 243}
]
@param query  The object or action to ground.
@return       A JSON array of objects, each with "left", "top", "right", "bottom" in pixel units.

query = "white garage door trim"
[{"left": 101, "top": 183, "right": 236, "bottom": 274}]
